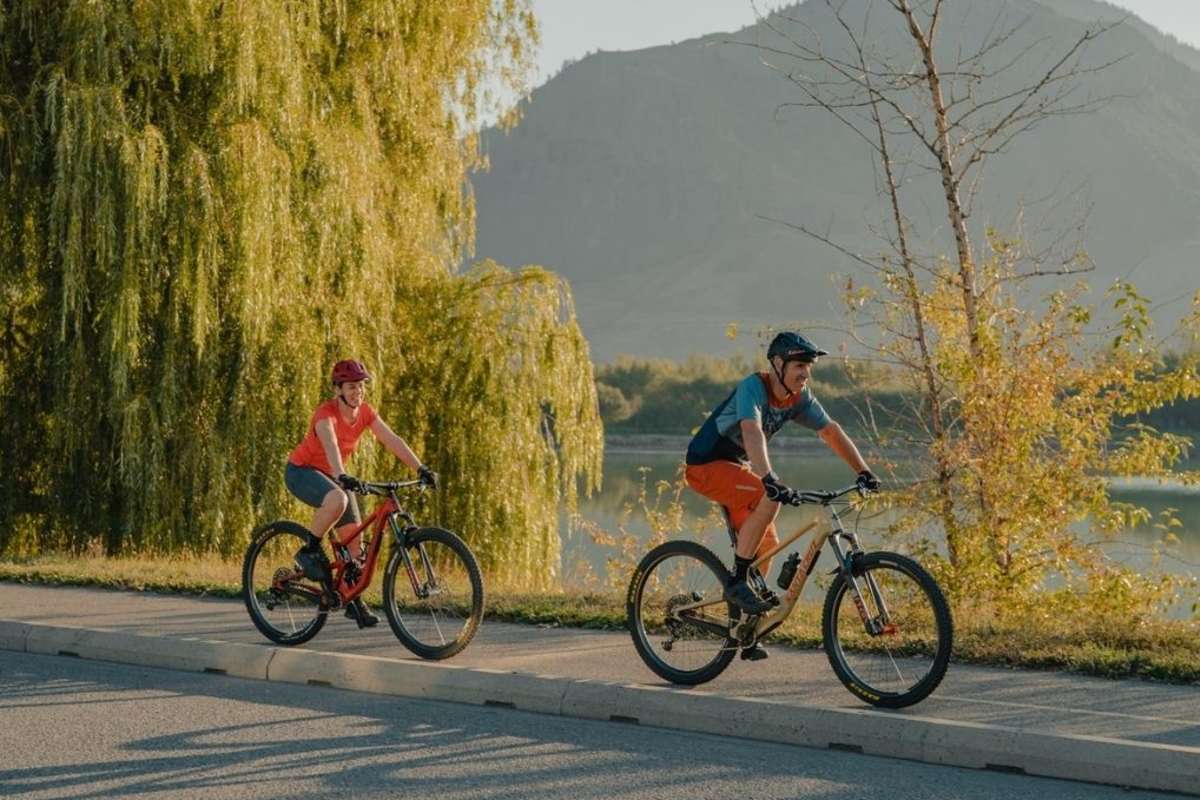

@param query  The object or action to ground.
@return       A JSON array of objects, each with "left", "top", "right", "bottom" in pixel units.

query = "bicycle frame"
[
  {"left": 320, "top": 482, "right": 426, "bottom": 606},
  {"left": 746, "top": 500, "right": 878, "bottom": 641},
  {"left": 672, "top": 486, "right": 889, "bottom": 644}
]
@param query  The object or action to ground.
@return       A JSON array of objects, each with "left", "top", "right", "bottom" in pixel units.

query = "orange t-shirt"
[{"left": 288, "top": 399, "right": 378, "bottom": 475}]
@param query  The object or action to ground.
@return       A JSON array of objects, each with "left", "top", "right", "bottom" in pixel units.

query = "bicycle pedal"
[
  {"left": 734, "top": 619, "right": 758, "bottom": 645},
  {"left": 740, "top": 644, "right": 769, "bottom": 662}
]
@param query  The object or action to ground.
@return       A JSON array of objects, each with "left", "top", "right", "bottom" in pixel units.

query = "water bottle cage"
[{"left": 777, "top": 552, "right": 801, "bottom": 590}]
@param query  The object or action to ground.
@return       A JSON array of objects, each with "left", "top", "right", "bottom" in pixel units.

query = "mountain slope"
[{"left": 472, "top": 0, "right": 1200, "bottom": 359}]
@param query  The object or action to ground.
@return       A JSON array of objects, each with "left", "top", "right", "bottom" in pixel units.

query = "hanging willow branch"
[{"left": 0, "top": 0, "right": 599, "bottom": 587}]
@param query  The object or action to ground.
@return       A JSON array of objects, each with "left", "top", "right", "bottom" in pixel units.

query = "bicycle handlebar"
[
  {"left": 353, "top": 479, "right": 425, "bottom": 496},
  {"left": 350, "top": 478, "right": 868, "bottom": 503},
  {"left": 789, "top": 482, "right": 872, "bottom": 506}
]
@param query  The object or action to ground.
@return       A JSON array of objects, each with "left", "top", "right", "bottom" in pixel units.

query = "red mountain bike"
[{"left": 242, "top": 479, "right": 483, "bottom": 659}]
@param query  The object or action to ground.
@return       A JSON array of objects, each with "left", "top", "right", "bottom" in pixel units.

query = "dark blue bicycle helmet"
[
  {"left": 767, "top": 332, "right": 827, "bottom": 398},
  {"left": 767, "top": 331, "right": 828, "bottom": 364}
]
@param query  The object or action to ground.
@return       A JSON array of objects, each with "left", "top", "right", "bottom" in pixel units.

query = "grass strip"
[{"left": 1, "top": 555, "right": 1197, "bottom": 683}]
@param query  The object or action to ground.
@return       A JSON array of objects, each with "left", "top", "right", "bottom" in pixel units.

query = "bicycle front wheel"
[
  {"left": 382, "top": 527, "right": 484, "bottom": 660},
  {"left": 822, "top": 551, "right": 952, "bottom": 708},
  {"left": 627, "top": 540, "right": 738, "bottom": 686},
  {"left": 242, "top": 520, "right": 329, "bottom": 646}
]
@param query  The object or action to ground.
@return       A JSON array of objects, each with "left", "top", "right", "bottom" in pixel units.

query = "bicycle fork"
[
  {"left": 830, "top": 530, "right": 894, "bottom": 636},
  {"left": 389, "top": 514, "right": 438, "bottom": 599}
]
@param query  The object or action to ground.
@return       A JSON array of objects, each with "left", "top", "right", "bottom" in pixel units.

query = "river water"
[{"left": 561, "top": 449, "right": 1200, "bottom": 610}]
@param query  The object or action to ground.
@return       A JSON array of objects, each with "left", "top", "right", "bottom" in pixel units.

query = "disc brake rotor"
[{"left": 265, "top": 567, "right": 292, "bottom": 610}]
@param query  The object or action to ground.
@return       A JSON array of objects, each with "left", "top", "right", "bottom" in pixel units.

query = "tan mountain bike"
[{"left": 626, "top": 483, "right": 952, "bottom": 708}]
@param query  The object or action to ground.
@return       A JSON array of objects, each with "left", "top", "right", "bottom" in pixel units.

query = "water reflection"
[
  {"left": 564, "top": 450, "right": 1200, "bottom": 591},
  {"left": 1100, "top": 478, "right": 1200, "bottom": 577}
]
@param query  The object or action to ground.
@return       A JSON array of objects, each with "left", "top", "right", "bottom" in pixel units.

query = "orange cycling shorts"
[{"left": 685, "top": 460, "right": 778, "bottom": 556}]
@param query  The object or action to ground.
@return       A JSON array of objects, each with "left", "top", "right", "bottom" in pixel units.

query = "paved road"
[
  {"left": 0, "top": 650, "right": 1178, "bottom": 800},
  {"left": 1, "top": 583, "right": 1197, "bottom": 749}
]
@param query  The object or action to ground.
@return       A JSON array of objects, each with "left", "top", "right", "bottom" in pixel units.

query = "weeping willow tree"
[{"left": 0, "top": 0, "right": 602, "bottom": 587}]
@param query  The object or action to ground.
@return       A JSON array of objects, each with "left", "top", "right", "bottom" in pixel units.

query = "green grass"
[
  {"left": 0, "top": 554, "right": 245, "bottom": 599},
  {"left": 2, "top": 554, "right": 1198, "bottom": 683}
]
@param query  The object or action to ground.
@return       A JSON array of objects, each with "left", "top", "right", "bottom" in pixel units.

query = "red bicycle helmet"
[{"left": 331, "top": 359, "right": 371, "bottom": 385}]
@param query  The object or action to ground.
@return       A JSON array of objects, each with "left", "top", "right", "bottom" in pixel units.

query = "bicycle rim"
[
  {"left": 823, "top": 553, "right": 951, "bottom": 707},
  {"left": 384, "top": 528, "right": 483, "bottom": 659},
  {"left": 628, "top": 542, "right": 737, "bottom": 684},
  {"left": 243, "top": 523, "right": 327, "bottom": 645}
]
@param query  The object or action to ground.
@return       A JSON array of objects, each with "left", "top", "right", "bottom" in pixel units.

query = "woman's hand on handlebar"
[{"left": 336, "top": 473, "right": 367, "bottom": 494}]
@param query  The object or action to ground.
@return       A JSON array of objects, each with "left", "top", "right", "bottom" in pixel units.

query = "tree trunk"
[
  {"left": 898, "top": 1, "right": 981, "bottom": 361},
  {"left": 867, "top": 64, "right": 962, "bottom": 565},
  {"left": 897, "top": 1, "right": 989, "bottom": 561}
]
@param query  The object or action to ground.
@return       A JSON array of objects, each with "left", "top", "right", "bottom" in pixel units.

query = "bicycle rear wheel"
[
  {"left": 382, "top": 527, "right": 484, "bottom": 660},
  {"left": 626, "top": 540, "right": 737, "bottom": 686},
  {"left": 822, "top": 551, "right": 952, "bottom": 708},
  {"left": 242, "top": 520, "right": 329, "bottom": 646}
]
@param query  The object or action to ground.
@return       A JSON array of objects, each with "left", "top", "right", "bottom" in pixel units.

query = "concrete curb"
[{"left": 2, "top": 619, "right": 1196, "bottom": 795}]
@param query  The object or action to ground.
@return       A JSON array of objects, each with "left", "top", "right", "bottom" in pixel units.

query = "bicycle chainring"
[
  {"left": 342, "top": 561, "right": 362, "bottom": 589},
  {"left": 735, "top": 617, "right": 759, "bottom": 647}
]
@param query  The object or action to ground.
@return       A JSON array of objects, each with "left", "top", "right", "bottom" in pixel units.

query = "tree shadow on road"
[{"left": 0, "top": 651, "right": 1167, "bottom": 800}]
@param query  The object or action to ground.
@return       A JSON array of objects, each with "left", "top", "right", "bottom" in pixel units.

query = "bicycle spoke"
[
  {"left": 824, "top": 555, "right": 951, "bottom": 706},
  {"left": 630, "top": 544, "right": 735, "bottom": 681},
  {"left": 429, "top": 606, "right": 447, "bottom": 645},
  {"left": 243, "top": 524, "right": 327, "bottom": 646},
  {"left": 384, "top": 529, "right": 483, "bottom": 659}
]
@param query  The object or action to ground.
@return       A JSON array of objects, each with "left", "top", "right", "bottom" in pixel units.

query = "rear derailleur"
[{"left": 661, "top": 592, "right": 703, "bottom": 652}]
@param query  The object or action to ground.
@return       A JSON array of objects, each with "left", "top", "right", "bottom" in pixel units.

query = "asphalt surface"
[
  {"left": 0, "top": 650, "right": 1179, "bottom": 800},
  {"left": 1, "top": 583, "right": 1197, "bottom": 749}
]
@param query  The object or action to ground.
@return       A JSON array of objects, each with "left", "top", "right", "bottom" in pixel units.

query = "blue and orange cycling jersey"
[{"left": 686, "top": 372, "right": 829, "bottom": 465}]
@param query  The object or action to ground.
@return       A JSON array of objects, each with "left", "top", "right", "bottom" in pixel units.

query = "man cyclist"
[
  {"left": 285, "top": 359, "right": 437, "bottom": 628},
  {"left": 685, "top": 332, "right": 879, "bottom": 657}
]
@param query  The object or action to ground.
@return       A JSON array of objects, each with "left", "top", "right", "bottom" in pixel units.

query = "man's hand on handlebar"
[
  {"left": 763, "top": 471, "right": 801, "bottom": 506},
  {"left": 856, "top": 469, "right": 881, "bottom": 494}
]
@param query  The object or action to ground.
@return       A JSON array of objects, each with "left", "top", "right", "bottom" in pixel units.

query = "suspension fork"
[
  {"left": 828, "top": 522, "right": 891, "bottom": 636},
  {"left": 389, "top": 510, "right": 426, "bottom": 597}
]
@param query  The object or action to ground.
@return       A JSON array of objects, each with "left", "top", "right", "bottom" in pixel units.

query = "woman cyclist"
[{"left": 286, "top": 359, "right": 437, "bottom": 627}]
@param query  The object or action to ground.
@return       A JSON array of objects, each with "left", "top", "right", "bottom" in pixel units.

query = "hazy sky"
[{"left": 531, "top": 0, "right": 1200, "bottom": 86}]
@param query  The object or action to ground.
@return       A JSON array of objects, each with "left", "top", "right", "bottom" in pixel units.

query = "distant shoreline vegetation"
[{"left": 596, "top": 354, "right": 1200, "bottom": 449}]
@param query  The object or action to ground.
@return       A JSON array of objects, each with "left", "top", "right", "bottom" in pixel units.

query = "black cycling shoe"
[
  {"left": 741, "top": 644, "right": 769, "bottom": 661},
  {"left": 294, "top": 541, "right": 331, "bottom": 582},
  {"left": 724, "top": 579, "right": 774, "bottom": 616},
  {"left": 747, "top": 569, "right": 781, "bottom": 607},
  {"left": 345, "top": 598, "right": 379, "bottom": 628}
]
